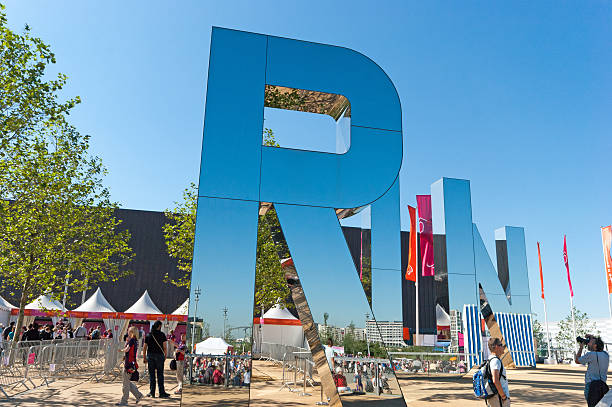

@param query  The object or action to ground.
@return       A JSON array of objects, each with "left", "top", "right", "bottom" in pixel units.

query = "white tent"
[
  {"left": 21, "top": 294, "right": 65, "bottom": 326},
  {"left": 436, "top": 304, "right": 451, "bottom": 328},
  {"left": 72, "top": 288, "right": 118, "bottom": 336},
  {"left": 25, "top": 295, "right": 63, "bottom": 311},
  {"left": 124, "top": 290, "right": 163, "bottom": 315},
  {"left": 0, "top": 295, "right": 15, "bottom": 326},
  {"left": 253, "top": 304, "right": 304, "bottom": 352},
  {"left": 166, "top": 298, "right": 188, "bottom": 333},
  {"left": 120, "top": 291, "right": 164, "bottom": 339},
  {"left": 195, "top": 337, "right": 232, "bottom": 355}
]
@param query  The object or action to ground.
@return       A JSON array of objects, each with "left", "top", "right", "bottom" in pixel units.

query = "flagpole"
[
  {"left": 570, "top": 295, "right": 577, "bottom": 352},
  {"left": 537, "top": 242, "right": 552, "bottom": 361},
  {"left": 608, "top": 294, "right": 612, "bottom": 321},
  {"left": 415, "top": 262, "right": 420, "bottom": 346}
]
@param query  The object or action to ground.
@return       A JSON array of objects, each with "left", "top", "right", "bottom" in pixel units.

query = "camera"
[{"left": 576, "top": 336, "right": 591, "bottom": 345}]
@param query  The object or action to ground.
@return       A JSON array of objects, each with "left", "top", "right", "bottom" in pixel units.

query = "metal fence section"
[{"left": 0, "top": 339, "right": 114, "bottom": 398}]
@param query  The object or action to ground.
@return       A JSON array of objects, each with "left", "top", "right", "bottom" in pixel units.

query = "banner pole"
[
  {"left": 570, "top": 295, "right": 577, "bottom": 353},
  {"left": 416, "top": 267, "right": 420, "bottom": 346},
  {"left": 542, "top": 297, "right": 552, "bottom": 359},
  {"left": 608, "top": 294, "right": 612, "bottom": 321}
]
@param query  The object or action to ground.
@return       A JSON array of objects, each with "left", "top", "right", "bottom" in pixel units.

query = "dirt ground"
[{"left": 0, "top": 359, "right": 595, "bottom": 406}]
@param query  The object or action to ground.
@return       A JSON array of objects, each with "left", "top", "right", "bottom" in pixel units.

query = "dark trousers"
[{"left": 147, "top": 353, "right": 166, "bottom": 395}]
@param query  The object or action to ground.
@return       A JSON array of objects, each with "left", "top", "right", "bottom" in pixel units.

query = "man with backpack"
[
  {"left": 474, "top": 337, "right": 509, "bottom": 406},
  {"left": 575, "top": 334, "right": 609, "bottom": 406},
  {"left": 486, "top": 337, "right": 510, "bottom": 406}
]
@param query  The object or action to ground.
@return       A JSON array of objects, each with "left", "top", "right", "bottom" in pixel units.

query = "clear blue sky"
[{"left": 4, "top": 1, "right": 611, "bottom": 325}]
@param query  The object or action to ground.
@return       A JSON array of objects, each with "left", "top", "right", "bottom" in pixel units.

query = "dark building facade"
[{"left": 3, "top": 208, "right": 439, "bottom": 333}]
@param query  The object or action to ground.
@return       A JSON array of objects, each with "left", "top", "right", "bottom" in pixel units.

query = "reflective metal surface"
[{"left": 183, "top": 197, "right": 258, "bottom": 405}]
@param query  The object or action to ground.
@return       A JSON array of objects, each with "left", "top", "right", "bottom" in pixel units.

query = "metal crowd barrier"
[{"left": 0, "top": 339, "right": 114, "bottom": 398}]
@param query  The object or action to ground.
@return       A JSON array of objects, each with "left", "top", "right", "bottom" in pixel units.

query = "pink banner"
[
  {"left": 417, "top": 195, "right": 434, "bottom": 277},
  {"left": 563, "top": 235, "right": 574, "bottom": 297},
  {"left": 602, "top": 226, "right": 612, "bottom": 294}
]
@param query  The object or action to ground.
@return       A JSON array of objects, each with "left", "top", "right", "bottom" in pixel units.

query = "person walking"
[
  {"left": 142, "top": 321, "right": 170, "bottom": 398},
  {"left": 486, "top": 337, "right": 510, "bottom": 407},
  {"left": 116, "top": 326, "right": 143, "bottom": 405},
  {"left": 575, "top": 334, "right": 609, "bottom": 406},
  {"left": 171, "top": 332, "right": 186, "bottom": 394}
]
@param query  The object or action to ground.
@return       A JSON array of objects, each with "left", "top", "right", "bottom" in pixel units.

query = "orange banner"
[
  {"left": 602, "top": 226, "right": 612, "bottom": 294},
  {"left": 537, "top": 242, "right": 545, "bottom": 299},
  {"left": 405, "top": 205, "right": 417, "bottom": 282}
]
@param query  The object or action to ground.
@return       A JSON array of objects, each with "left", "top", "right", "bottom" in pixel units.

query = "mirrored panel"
[
  {"left": 182, "top": 197, "right": 259, "bottom": 406},
  {"left": 198, "top": 27, "right": 266, "bottom": 202},
  {"left": 274, "top": 203, "right": 407, "bottom": 406}
]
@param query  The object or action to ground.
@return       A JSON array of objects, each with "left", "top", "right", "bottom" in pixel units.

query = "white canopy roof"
[
  {"left": 73, "top": 288, "right": 116, "bottom": 313},
  {"left": 0, "top": 295, "right": 15, "bottom": 311},
  {"left": 436, "top": 304, "right": 451, "bottom": 326},
  {"left": 195, "top": 337, "right": 233, "bottom": 355},
  {"left": 124, "top": 290, "right": 163, "bottom": 314},
  {"left": 25, "top": 294, "right": 63, "bottom": 311},
  {"left": 262, "top": 304, "right": 298, "bottom": 321},
  {"left": 172, "top": 299, "right": 189, "bottom": 316}
]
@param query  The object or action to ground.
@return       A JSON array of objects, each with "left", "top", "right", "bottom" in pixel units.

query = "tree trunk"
[{"left": 13, "top": 278, "right": 30, "bottom": 344}]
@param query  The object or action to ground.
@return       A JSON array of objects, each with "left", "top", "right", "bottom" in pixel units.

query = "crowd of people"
[
  {"left": 0, "top": 320, "right": 113, "bottom": 346},
  {"left": 190, "top": 356, "right": 251, "bottom": 388}
]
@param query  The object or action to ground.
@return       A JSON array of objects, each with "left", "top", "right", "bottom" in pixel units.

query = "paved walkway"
[{"left": 0, "top": 361, "right": 597, "bottom": 406}]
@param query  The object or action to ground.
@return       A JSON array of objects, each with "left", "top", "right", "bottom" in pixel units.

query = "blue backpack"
[{"left": 473, "top": 357, "right": 504, "bottom": 399}]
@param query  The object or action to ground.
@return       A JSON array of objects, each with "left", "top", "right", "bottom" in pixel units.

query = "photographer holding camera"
[{"left": 575, "top": 334, "right": 609, "bottom": 406}]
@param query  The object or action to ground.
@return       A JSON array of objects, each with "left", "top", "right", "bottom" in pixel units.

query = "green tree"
[
  {"left": 162, "top": 183, "right": 196, "bottom": 288},
  {"left": 0, "top": 7, "right": 133, "bottom": 342},
  {"left": 163, "top": 129, "right": 293, "bottom": 312},
  {"left": 554, "top": 307, "right": 599, "bottom": 351},
  {"left": 0, "top": 4, "right": 80, "bottom": 151}
]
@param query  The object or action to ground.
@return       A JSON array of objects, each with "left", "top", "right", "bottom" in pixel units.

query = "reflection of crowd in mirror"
[
  {"left": 191, "top": 356, "right": 251, "bottom": 387},
  {"left": 392, "top": 358, "right": 467, "bottom": 374},
  {"left": 330, "top": 359, "right": 393, "bottom": 394}
]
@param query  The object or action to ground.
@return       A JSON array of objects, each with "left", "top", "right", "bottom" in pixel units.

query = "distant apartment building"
[
  {"left": 318, "top": 324, "right": 366, "bottom": 344},
  {"left": 366, "top": 320, "right": 405, "bottom": 347}
]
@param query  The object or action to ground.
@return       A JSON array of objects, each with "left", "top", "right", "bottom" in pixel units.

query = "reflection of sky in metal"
[{"left": 193, "top": 27, "right": 404, "bottom": 334}]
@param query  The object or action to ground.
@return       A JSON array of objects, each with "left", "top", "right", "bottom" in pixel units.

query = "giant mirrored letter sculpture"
[
  {"left": 186, "top": 27, "right": 407, "bottom": 406},
  {"left": 432, "top": 178, "right": 534, "bottom": 370}
]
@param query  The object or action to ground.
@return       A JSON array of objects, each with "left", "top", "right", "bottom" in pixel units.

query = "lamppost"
[
  {"left": 191, "top": 286, "right": 201, "bottom": 348},
  {"left": 365, "top": 313, "right": 371, "bottom": 357},
  {"left": 222, "top": 307, "right": 228, "bottom": 340}
]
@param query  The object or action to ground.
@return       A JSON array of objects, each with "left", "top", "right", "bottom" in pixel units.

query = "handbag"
[{"left": 170, "top": 359, "right": 177, "bottom": 371}]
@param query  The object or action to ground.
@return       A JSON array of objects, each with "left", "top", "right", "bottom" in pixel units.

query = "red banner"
[
  {"left": 167, "top": 314, "right": 188, "bottom": 322},
  {"left": 602, "top": 226, "right": 612, "bottom": 294},
  {"left": 405, "top": 205, "right": 417, "bottom": 282},
  {"left": 537, "top": 242, "right": 544, "bottom": 299},
  {"left": 417, "top": 195, "right": 434, "bottom": 277},
  {"left": 563, "top": 235, "right": 574, "bottom": 297},
  {"left": 253, "top": 317, "right": 301, "bottom": 326}
]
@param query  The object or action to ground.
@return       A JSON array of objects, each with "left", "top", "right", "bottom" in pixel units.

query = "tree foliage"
[
  {"left": 0, "top": 5, "right": 133, "bottom": 341},
  {"left": 162, "top": 183, "right": 197, "bottom": 288},
  {"left": 163, "top": 129, "right": 293, "bottom": 312},
  {"left": 554, "top": 306, "right": 599, "bottom": 351},
  {"left": 0, "top": 4, "right": 80, "bottom": 151}
]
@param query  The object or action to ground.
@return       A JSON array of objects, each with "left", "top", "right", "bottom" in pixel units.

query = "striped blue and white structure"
[
  {"left": 462, "top": 304, "right": 483, "bottom": 368},
  {"left": 495, "top": 312, "right": 536, "bottom": 367}
]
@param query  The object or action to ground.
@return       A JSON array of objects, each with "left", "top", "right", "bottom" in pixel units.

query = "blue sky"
[{"left": 4, "top": 1, "right": 611, "bottom": 325}]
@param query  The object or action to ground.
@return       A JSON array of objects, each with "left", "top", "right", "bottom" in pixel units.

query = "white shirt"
[
  {"left": 324, "top": 345, "right": 334, "bottom": 371},
  {"left": 578, "top": 351, "right": 609, "bottom": 384},
  {"left": 489, "top": 354, "right": 509, "bottom": 398}
]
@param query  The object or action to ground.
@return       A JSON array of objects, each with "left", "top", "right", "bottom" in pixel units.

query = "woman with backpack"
[{"left": 575, "top": 334, "right": 609, "bottom": 406}]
